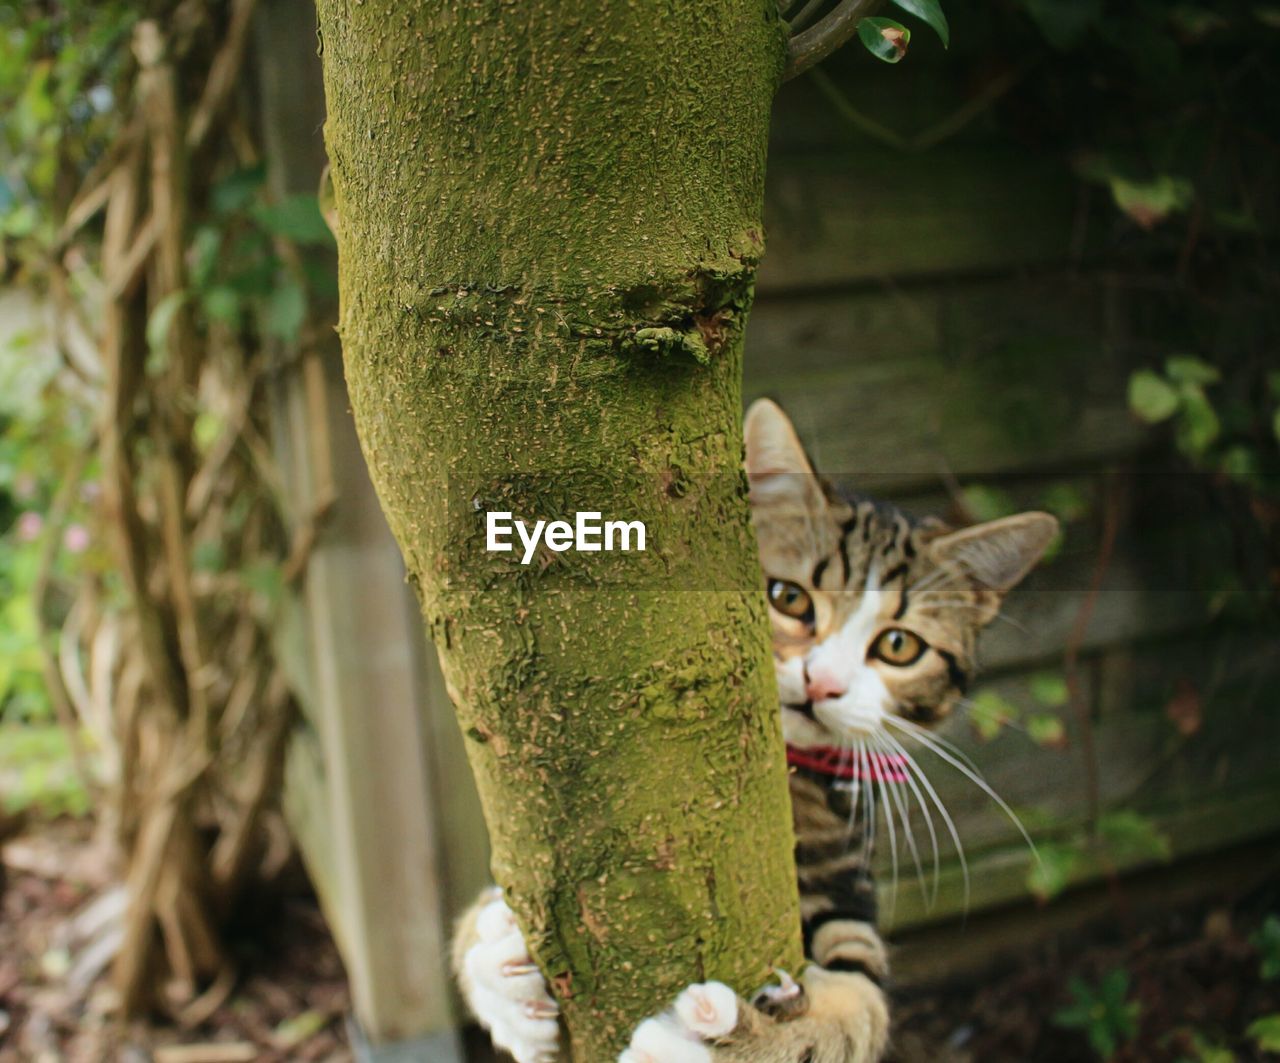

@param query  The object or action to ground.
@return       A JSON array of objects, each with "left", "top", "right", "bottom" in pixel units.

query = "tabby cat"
[{"left": 454, "top": 399, "right": 1058, "bottom": 1062}]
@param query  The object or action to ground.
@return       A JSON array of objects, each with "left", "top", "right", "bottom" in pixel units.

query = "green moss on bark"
[{"left": 314, "top": 1, "right": 801, "bottom": 1055}]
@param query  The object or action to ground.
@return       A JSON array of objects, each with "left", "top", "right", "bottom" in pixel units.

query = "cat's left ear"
[{"left": 928, "top": 512, "right": 1060, "bottom": 594}]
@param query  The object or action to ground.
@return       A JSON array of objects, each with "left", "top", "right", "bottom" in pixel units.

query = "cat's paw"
[
  {"left": 461, "top": 894, "right": 560, "bottom": 1063},
  {"left": 618, "top": 982, "right": 739, "bottom": 1063},
  {"left": 753, "top": 967, "right": 808, "bottom": 1022}
]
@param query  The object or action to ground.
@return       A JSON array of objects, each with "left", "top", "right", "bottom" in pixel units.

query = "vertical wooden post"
[{"left": 253, "top": 0, "right": 489, "bottom": 1050}]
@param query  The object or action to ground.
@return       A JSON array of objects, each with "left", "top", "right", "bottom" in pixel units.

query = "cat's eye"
[
  {"left": 871, "top": 627, "right": 926, "bottom": 667},
  {"left": 766, "top": 578, "right": 814, "bottom": 623}
]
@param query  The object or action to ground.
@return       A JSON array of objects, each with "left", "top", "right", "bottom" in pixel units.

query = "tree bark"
[{"left": 314, "top": 2, "right": 802, "bottom": 1055}]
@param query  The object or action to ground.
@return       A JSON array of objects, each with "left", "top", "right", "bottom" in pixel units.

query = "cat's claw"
[
  {"left": 618, "top": 982, "right": 739, "bottom": 1062},
  {"left": 753, "top": 966, "right": 808, "bottom": 1021},
  {"left": 462, "top": 896, "right": 560, "bottom": 1063}
]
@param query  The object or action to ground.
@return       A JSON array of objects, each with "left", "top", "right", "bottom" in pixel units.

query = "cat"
[{"left": 453, "top": 399, "right": 1059, "bottom": 1063}]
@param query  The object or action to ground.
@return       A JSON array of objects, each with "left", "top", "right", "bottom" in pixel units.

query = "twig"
[
  {"left": 31, "top": 448, "right": 94, "bottom": 787},
  {"left": 187, "top": 0, "right": 261, "bottom": 152},
  {"left": 784, "top": 0, "right": 881, "bottom": 82},
  {"left": 810, "top": 62, "right": 1031, "bottom": 151}
]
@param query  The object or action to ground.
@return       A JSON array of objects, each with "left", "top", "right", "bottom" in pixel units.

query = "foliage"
[
  {"left": 0, "top": 2, "right": 137, "bottom": 273},
  {"left": 0, "top": 723, "right": 90, "bottom": 817},
  {"left": 1053, "top": 968, "right": 1142, "bottom": 1060},
  {"left": 1247, "top": 1014, "right": 1280, "bottom": 1054},
  {"left": 1027, "top": 811, "right": 1171, "bottom": 901},
  {"left": 1252, "top": 915, "right": 1280, "bottom": 982}
]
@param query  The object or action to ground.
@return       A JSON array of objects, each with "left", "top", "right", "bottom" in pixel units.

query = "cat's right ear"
[{"left": 744, "top": 399, "right": 822, "bottom": 508}]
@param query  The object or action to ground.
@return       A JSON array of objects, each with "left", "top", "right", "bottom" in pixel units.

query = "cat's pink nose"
[{"left": 806, "top": 669, "right": 847, "bottom": 702}]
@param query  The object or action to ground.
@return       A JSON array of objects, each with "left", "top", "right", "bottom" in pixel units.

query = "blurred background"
[{"left": 1, "top": 1, "right": 1278, "bottom": 1060}]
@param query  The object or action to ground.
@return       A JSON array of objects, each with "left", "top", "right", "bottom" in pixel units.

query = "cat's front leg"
[
  {"left": 453, "top": 887, "right": 563, "bottom": 1063},
  {"left": 619, "top": 964, "right": 888, "bottom": 1063}
]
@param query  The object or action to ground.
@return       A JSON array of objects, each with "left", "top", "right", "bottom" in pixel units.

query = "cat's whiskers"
[
  {"left": 885, "top": 716, "right": 1041, "bottom": 871},
  {"left": 890, "top": 715, "right": 984, "bottom": 774},
  {"left": 873, "top": 733, "right": 927, "bottom": 912},
  {"left": 878, "top": 728, "right": 969, "bottom": 912},
  {"left": 872, "top": 744, "right": 900, "bottom": 926},
  {"left": 877, "top": 728, "right": 941, "bottom": 909},
  {"left": 859, "top": 741, "right": 877, "bottom": 870}
]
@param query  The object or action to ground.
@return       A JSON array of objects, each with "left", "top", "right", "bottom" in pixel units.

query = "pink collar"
[{"left": 786, "top": 745, "right": 909, "bottom": 783}]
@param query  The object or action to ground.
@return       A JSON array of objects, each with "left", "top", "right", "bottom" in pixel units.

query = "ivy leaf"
[
  {"left": 1097, "top": 810, "right": 1172, "bottom": 864},
  {"left": 212, "top": 163, "right": 266, "bottom": 215},
  {"left": 1248, "top": 1014, "right": 1280, "bottom": 1053},
  {"left": 253, "top": 194, "right": 335, "bottom": 247},
  {"left": 1251, "top": 915, "right": 1280, "bottom": 981},
  {"left": 1129, "top": 370, "right": 1180, "bottom": 423},
  {"left": 145, "top": 290, "right": 188, "bottom": 374},
  {"left": 962, "top": 483, "right": 1017, "bottom": 521},
  {"left": 201, "top": 286, "right": 241, "bottom": 326},
  {"left": 1109, "top": 174, "right": 1194, "bottom": 230},
  {"left": 1021, "top": 0, "right": 1102, "bottom": 50},
  {"left": 888, "top": 0, "right": 949, "bottom": 47},
  {"left": 1164, "top": 354, "right": 1220, "bottom": 386},
  {"left": 1027, "top": 713, "right": 1066, "bottom": 747},
  {"left": 858, "top": 17, "right": 912, "bottom": 63},
  {"left": 1029, "top": 671, "right": 1069, "bottom": 707},
  {"left": 1028, "top": 841, "right": 1078, "bottom": 901},
  {"left": 264, "top": 279, "right": 307, "bottom": 340},
  {"left": 1175, "top": 384, "right": 1220, "bottom": 456},
  {"left": 968, "top": 690, "right": 1018, "bottom": 741}
]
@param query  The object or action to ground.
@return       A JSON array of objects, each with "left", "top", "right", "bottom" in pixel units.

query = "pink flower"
[
  {"left": 15, "top": 511, "right": 43, "bottom": 542},
  {"left": 63, "top": 524, "right": 90, "bottom": 554}
]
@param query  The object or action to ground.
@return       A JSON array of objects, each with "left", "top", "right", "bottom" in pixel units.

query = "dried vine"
[{"left": 17, "top": 1, "right": 321, "bottom": 1018}]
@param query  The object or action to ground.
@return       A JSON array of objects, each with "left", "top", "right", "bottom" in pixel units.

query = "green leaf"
[
  {"left": 253, "top": 194, "right": 335, "bottom": 247},
  {"left": 1027, "top": 713, "right": 1066, "bottom": 747},
  {"left": 1030, "top": 841, "right": 1079, "bottom": 901},
  {"left": 888, "top": 0, "right": 949, "bottom": 46},
  {"left": 212, "top": 163, "right": 266, "bottom": 215},
  {"left": 968, "top": 690, "right": 1018, "bottom": 741},
  {"left": 1109, "top": 174, "right": 1194, "bottom": 229},
  {"left": 1164, "top": 354, "right": 1220, "bottom": 386},
  {"left": 1251, "top": 915, "right": 1280, "bottom": 981},
  {"left": 1039, "top": 482, "right": 1089, "bottom": 522},
  {"left": 1021, "top": 0, "right": 1102, "bottom": 49},
  {"left": 857, "top": 17, "right": 912, "bottom": 63},
  {"left": 1029, "top": 671, "right": 1069, "bottom": 707},
  {"left": 1175, "top": 384, "right": 1220, "bottom": 456},
  {"left": 1097, "top": 810, "right": 1172, "bottom": 864},
  {"left": 188, "top": 225, "right": 222, "bottom": 289},
  {"left": 1247, "top": 1014, "right": 1280, "bottom": 1052},
  {"left": 145, "top": 290, "right": 188, "bottom": 373},
  {"left": 962, "top": 483, "right": 1017, "bottom": 522},
  {"left": 201, "top": 286, "right": 241, "bottom": 326},
  {"left": 264, "top": 279, "right": 306, "bottom": 340},
  {"left": 1129, "top": 370, "right": 1180, "bottom": 423}
]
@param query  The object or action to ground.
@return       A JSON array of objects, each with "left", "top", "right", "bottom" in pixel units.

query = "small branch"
[
  {"left": 810, "top": 62, "right": 1032, "bottom": 151},
  {"left": 784, "top": 0, "right": 880, "bottom": 82},
  {"left": 788, "top": 0, "right": 831, "bottom": 34}
]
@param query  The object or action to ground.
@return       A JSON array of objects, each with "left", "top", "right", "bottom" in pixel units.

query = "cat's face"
[{"left": 745, "top": 399, "right": 1058, "bottom": 750}]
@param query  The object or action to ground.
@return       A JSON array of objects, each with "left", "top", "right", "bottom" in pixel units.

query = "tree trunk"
[{"left": 314, "top": 2, "right": 802, "bottom": 1055}]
